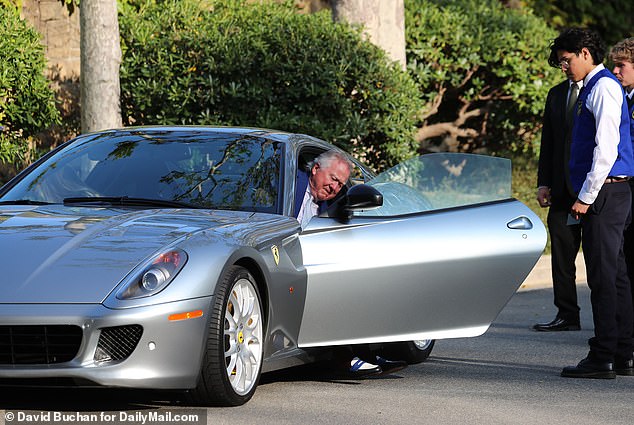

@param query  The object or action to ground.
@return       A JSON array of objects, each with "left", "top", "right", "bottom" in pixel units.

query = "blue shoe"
[
  {"left": 347, "top": 357, "right": 382, "bottom": 378},
  {"left": 375, "top": 356, "right": 408, "bottom": 375}
]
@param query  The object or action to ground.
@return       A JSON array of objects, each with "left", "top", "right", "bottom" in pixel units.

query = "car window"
[
  {"left": 2, "top": 131, "right": 283, "bottom": 213},
  {"left": 354, "top": 153, "right": 512, "bottom": 217}
]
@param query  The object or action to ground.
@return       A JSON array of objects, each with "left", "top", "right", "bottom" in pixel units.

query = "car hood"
[{"left": 0, "top": 205, "right": 261, "bottom": 304}]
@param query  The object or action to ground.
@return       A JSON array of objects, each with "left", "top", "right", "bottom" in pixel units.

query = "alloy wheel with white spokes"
[
  {"left": 189, "top": 265, "right": 264, "bottom": 406},
  {"left": 224, "top": 275, "right": 263, "bottom": 396}
]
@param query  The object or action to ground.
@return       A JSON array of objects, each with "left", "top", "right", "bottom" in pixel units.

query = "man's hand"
[
  {"left": 536, "top": 187, "right": 551, "bottom": 207},
  {"left": 570, "top": 199, "right": 590, "bottom": 220}
]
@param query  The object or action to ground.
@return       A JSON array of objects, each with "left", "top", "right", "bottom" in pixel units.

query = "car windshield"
[
  {"left": 1, "top": 130, "right": 283, "bottom": 213},
  {"left": 355, "top": 153, "right": 512, "bottom": 216}
]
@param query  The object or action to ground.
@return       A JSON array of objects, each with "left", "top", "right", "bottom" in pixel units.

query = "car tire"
[
  {"left": 378, "top": 340, "right": 435, "bottom": 365},
  {"left": 188, "top": 265, "right": 264, "bottom": 406}
]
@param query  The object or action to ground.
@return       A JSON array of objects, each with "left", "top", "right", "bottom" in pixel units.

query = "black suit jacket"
[{"left": 537, "top": 80, "right": 577, "bottom": 205}]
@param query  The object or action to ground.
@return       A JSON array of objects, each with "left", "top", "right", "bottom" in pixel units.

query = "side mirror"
[
  {"left": 335, "top": 184, "right": 383, "bottom": 222},
  {"left": 345, "top": 184, "right": 383, "bottom": 209}
]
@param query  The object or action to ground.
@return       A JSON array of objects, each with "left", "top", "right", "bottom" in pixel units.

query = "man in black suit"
[{"left": 533, "top": 77, "right": 583, "bottom": 332}]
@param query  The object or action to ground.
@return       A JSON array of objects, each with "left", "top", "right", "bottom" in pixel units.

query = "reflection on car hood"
[{"left": 0, "top": 205, "right": 263, "bottom": 304}]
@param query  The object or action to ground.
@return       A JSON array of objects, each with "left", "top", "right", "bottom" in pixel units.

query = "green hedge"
[
  {"left": 0, "top": 6, "right": 59, "bottom": 164},
  {"left": 119, "top": 0, "right": 422, "bottom": 171}
]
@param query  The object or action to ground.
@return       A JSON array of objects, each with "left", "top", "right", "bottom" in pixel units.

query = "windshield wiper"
[
  {"left": 63, "top": 196, "right": 200, "bottom": 209},
  {"left": 0, "top": 199, "right": 53, "bottom": 205}
]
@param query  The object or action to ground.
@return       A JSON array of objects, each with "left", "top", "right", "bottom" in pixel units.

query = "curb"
[{"left": 517, "top": 253, "right": 586, "bottom": 292}]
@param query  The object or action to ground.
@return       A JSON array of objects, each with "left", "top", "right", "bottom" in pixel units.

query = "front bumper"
[{"left": 0, "top": 297, "right": 212, "bottom": 389}]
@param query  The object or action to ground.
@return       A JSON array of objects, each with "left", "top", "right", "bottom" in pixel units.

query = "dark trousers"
[
  {"left": 582, "top": 181, "right": 634, "bottom": 362},
  {"left": 623, "top": 180, "right": 634, "bottom": 333},
  {"left": 547, "top": 199, "right": 582, "bottom": 322}
]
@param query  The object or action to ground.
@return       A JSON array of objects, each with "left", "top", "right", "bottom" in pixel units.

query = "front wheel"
[
  {"left": 378, "top": 339, "right": 435, "bottom": 365},
  {"left": 188, "top": 266, "right": 264, "bottom": 406}
]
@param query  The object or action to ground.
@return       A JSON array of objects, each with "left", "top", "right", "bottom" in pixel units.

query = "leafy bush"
[
  {"left": 119, "top": 0, "right": 422, "bottom": 170},
  {"left": 526, "top": 0, "right": 633, "bottom": 46},
  {"left": 405, "top": 0, "right": 560, "bottom": 154},
  {"left": 0, "top": 6, "right": 60, "bottom": 165}
]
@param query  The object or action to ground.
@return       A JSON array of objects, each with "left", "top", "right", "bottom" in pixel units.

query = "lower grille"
[
  {"left": 94, "top": 325, "right": 143, "bottom": 363},
  {"left": 0, "top": 325, "right": 83, "bottom": 365}
]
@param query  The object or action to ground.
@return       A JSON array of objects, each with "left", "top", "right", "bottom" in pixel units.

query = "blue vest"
[
  {"left": 569, "top": 68, "right": 633, "bottom": 193},
  {"left": 629, "top": 97, "right": 634, "bottom": 150}
]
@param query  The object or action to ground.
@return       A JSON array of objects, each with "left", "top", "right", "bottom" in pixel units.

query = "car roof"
[{"left": 81, "top": 125, "right": 336, "bottom": 152}]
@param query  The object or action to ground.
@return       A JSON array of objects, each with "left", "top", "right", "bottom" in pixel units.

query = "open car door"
[{"left": 297, "top": 153, "right": 546, "bottom": 348}]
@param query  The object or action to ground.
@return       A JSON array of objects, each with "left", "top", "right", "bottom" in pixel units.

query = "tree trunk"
[
  {"left": 330, "top": 0, "right": 406, "bottom": 68},
  {"left": 80, "top": 0, "right": 122, "bottom": 133}
]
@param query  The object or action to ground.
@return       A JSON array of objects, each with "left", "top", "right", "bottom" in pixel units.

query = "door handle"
[{"left": 507, "top": 216, "right": 533, "bottom": 230}]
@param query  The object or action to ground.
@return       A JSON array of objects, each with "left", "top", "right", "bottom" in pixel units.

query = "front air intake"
[
  {"left": 0, "top": 325, "right": 82, "bottom": 365},
  {"left": 94, "top": 325, "right": 143, "bottom": 363}
]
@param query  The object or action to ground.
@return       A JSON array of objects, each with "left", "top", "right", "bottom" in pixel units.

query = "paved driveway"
[{"left": 2, "top": 284, "right": 633, "bottom": 425}]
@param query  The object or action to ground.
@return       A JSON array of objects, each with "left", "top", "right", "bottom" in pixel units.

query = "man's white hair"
[{"left": 310, "top": 150, "right": 353, "bottom": 173}]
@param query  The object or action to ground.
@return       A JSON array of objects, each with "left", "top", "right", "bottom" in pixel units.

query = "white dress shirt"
[
  {"left": 296, "top": 186, "right": 319, "bottom": 229},
  {"left": 577, "top": 64, "right": 626, "bottom": 205}
]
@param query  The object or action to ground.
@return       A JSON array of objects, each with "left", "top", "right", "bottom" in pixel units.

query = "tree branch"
[
  {"left": 419, "top": 85, "right": 447, "bottom": 121},
  {"left": 415, "top": 121, "right": 479, "bottom": 143},
  {"left": 457, "top": 65, "right": 479, "bottom": 89}
]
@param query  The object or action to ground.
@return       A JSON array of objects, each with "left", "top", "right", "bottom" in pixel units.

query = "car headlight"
[{"left": 116, "top": 249, "right": 188, "bottom": 300}]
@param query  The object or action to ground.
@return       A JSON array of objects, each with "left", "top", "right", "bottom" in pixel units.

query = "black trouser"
[
  {"left": 547, "top": 198, "right": 582, "bottom": 323},
  {"left": 582, "top": 181, "right": 634, "bottom": 362},
  {"left": 622, "top": 180, "right": 634, "bottom": 334}
]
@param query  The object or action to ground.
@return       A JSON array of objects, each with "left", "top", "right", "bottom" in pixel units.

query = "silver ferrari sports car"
[{"left": 0, "top": 126, "right": 546, "bottom": 405}]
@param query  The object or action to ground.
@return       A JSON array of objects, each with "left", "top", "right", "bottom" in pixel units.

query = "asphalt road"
[{"left": 1, "top": 285, "right": 633, "bottom": 425}]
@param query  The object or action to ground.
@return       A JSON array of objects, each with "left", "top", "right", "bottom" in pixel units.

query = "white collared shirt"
[
  {"left": 577, "top": 64, "right": 626, "bottom": 204},
  {"left": 296, "top": 186, "right": 319, "bottom": 229}
]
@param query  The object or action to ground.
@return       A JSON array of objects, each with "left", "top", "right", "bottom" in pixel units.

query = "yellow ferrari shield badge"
[{"left": 271, "top": 245, "right": 280, "bottom": 266}]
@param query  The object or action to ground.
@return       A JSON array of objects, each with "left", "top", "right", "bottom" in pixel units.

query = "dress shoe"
[
  {"left": 533, "top": 317, "right": 580, "bottom": 332},
  {"left": 614, "top": 358, "right": 634, "bottom": 376},
  {"left": 375, "top": 356, "right": 408, "bottom": 375},
  {"left": 345, "top": 357, "right": 382, "bottom": 378},
  {"left": 561, "top": 357, "right": 616, "bottom": 379}
]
